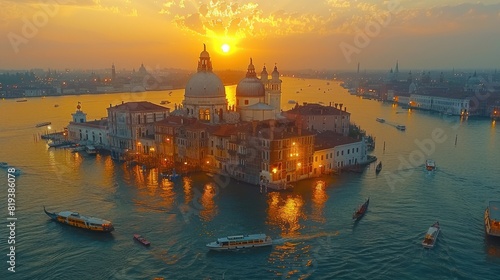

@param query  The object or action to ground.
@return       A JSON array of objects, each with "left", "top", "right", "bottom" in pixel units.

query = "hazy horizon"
[{"left": 1, "top": 1, "right": 499, "bottom": 72}]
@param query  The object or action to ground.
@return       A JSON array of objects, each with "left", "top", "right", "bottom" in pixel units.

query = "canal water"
[{"left": 0, "top": 77, "right": 499, "bottom": 279}]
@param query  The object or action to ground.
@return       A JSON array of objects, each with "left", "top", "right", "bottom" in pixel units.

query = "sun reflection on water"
[{"left": 267, "top": 192, "right": 305, "bottom": 237}]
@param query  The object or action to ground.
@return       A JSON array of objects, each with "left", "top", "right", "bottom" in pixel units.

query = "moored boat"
[
  {"left": 376, "top": 118, "right": 385, "bottom": 123},
  {"left": 36, "top": 121, "right": 52, "bottom": 128},
  {"left": 353, "top": 198, "right": 369, "bottom": 221},
  {"left": 133, "top": 234, "right": 151, "bottom": 246},
  {"left": 375, "top": 162, "right": 382, "bottom": 173},
  {"left": 396, "top": 125, "right": 406, "bottom": 131},
  {"left": 206, "top": 233, "right": 272, "bottom": 251},
  {"left": 422, "top": 221, "right": 440, "bottom": 248},
  {"left": 426, "top": 160, "right": 436, "bottom": 171},
  {"left": 85, "top": 145, "right": 97, "bottom": 155},
  {"left": 485, "top": 201, "right": 500, "bottom": 237},
  {"left": 43, "top": 207, "right": 114, "bottom": 232}
]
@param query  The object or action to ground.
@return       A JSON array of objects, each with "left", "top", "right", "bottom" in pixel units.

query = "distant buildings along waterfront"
[
  {"left": 343, "top": 61, "right": 500, "bottom": 118},
  {"left": 67, "top": 45, "right": 373, "bottom": 188}
]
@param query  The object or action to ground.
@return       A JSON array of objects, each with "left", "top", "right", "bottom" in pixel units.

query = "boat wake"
[{"left": 274, "top": 231, "right": 340, "bottom": 245}]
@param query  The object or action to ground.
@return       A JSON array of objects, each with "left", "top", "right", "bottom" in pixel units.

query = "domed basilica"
[{"left": 177, "top": 44, "right": 282, "bottom": 124}]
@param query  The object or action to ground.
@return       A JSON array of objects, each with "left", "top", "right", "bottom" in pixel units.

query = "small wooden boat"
[
  {"left": 43, "top": 206, "right": 114, "bottom": 232},
  {"left": 353, "top": 198, "right": 369, "bottom": 221},
  {"left": 133, "top": 234, "right": 151, "bottom": 246},
  {"left": 422, "top": 221, "right": 440, "bottom": 248},
  {"left": 396, "top": 125, "right": 406, "bottom": 131},
  {"left": 375, "top": 162, "right": 382, "bottom": 173},
  {"left": 376, "top": 118, "right": 385, "bottom": 123}
]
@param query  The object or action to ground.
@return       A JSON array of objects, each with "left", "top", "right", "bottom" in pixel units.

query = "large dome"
[
  {"left": 185, "top": 72, "right": 225, "bottom": 98},
  {"left": 236, "top": 77, "right": 265, "bottom": 97}
]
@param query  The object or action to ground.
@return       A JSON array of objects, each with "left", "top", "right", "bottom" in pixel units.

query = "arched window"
[{"left": 199, "top": 109, "right": 210, "bottom": 121}]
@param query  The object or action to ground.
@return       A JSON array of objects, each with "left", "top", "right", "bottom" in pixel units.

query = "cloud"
[{"left": 157, "top": 1, "right": 500, "bottom": 40}]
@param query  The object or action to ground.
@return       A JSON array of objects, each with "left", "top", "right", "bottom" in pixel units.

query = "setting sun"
[{"left": 221, "top": 44, "right": 230, "bottom": 53}]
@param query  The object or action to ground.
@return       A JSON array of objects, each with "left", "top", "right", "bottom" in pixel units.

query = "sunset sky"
[{"left": 1, "top": 0, "right": 499, "bottom": 72}]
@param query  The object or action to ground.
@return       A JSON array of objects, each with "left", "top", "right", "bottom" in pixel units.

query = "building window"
[
  {"left": 245, "top": 100, "right": 249, "bottom": 105},
  {"left": 199, "top": 109, "right": 210, "bottom": 121}
]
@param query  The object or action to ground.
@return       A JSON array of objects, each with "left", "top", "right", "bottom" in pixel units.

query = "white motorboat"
[
  {"left": 422, "top": 221, "right": 440, "bottom": 248},
  {"left": 426, "top": 160, "right": 436, "bottom": 171}
]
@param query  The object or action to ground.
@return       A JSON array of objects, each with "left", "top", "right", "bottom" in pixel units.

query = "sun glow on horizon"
[{"left": 221, "top": 44, "right": 230, "bottom": 53}]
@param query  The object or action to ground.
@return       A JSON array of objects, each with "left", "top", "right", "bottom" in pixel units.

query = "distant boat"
[
  {"left": 396, "top": 125, "right": 406, "bottom": 131},
  {"left": 54, "top": 104, "right": 59, "bottom": 107},
  {"left": 160, "top": 169, "right": 180, "bottom": 180},
  {"left": 353, "top": 198, "right": 369, "bottom": 221},
  {"left": 133, "top": 234, "right": 151, "bottom": 247},
  {"left": 485, "top": 201, "right": 500, "bottom": 237},
  {"left": 36, "top": 121, "right": 51, "bottom": 128},
  {"left": 422, "top": 221, "right": 440, "bottom": 249},
  {"left": 206, "top": 234, "right": 272, "bottom": 251},
  {"left": 85, "top": 145, "right": 97, "bottom": 155},
  {"left": 288, "top": 100, "right": 296, "bottom": 104},
  {"left": 16, "top": 98, "right": 27, "bottom": 102},
  {"left": 376, "top": 118, "right": 385, "bottom": 123},
  {"left": 425, "top": 160, "right": 436, "bottom": 171},
  {"left": 375, "top": 162, "right": 382, "bottom": 173},
  {"left": 160, "top": 100, "right": 170, "bottom": 105}
]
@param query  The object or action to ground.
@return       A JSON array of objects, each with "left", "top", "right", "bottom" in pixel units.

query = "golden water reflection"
[
  {"left": 267, "top": 192, "right": 305, "bottom": 237},
  {"left": 311, "top": 180, "right": 328, "bottom": 223},
  {"left": 199, "top": 183, "right": 218, "bottom": 221}
]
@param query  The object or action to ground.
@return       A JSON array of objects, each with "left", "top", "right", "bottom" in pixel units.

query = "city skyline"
[{"left": 1, "top": 0, "right": 499, "bottom": 71}]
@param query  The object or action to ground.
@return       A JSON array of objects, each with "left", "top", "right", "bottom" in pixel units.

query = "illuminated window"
[{"left": 199, "top": 109, "right": 210, "bottom": 121}]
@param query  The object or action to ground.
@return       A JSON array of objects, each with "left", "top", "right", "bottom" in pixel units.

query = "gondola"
[
  {"left": 353, "top": 198, "right": 370, "bottom": 221},
  {"left": 375, "top": 162, "right": 382, "bottom": 173},
  {"left": 133, "top": 234, "right": 151, "bottom": 246}
]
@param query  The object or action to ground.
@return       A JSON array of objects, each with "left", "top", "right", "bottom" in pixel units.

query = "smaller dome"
[{"left": 236, "top": 78, "right": 265, "bottom": 97}]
